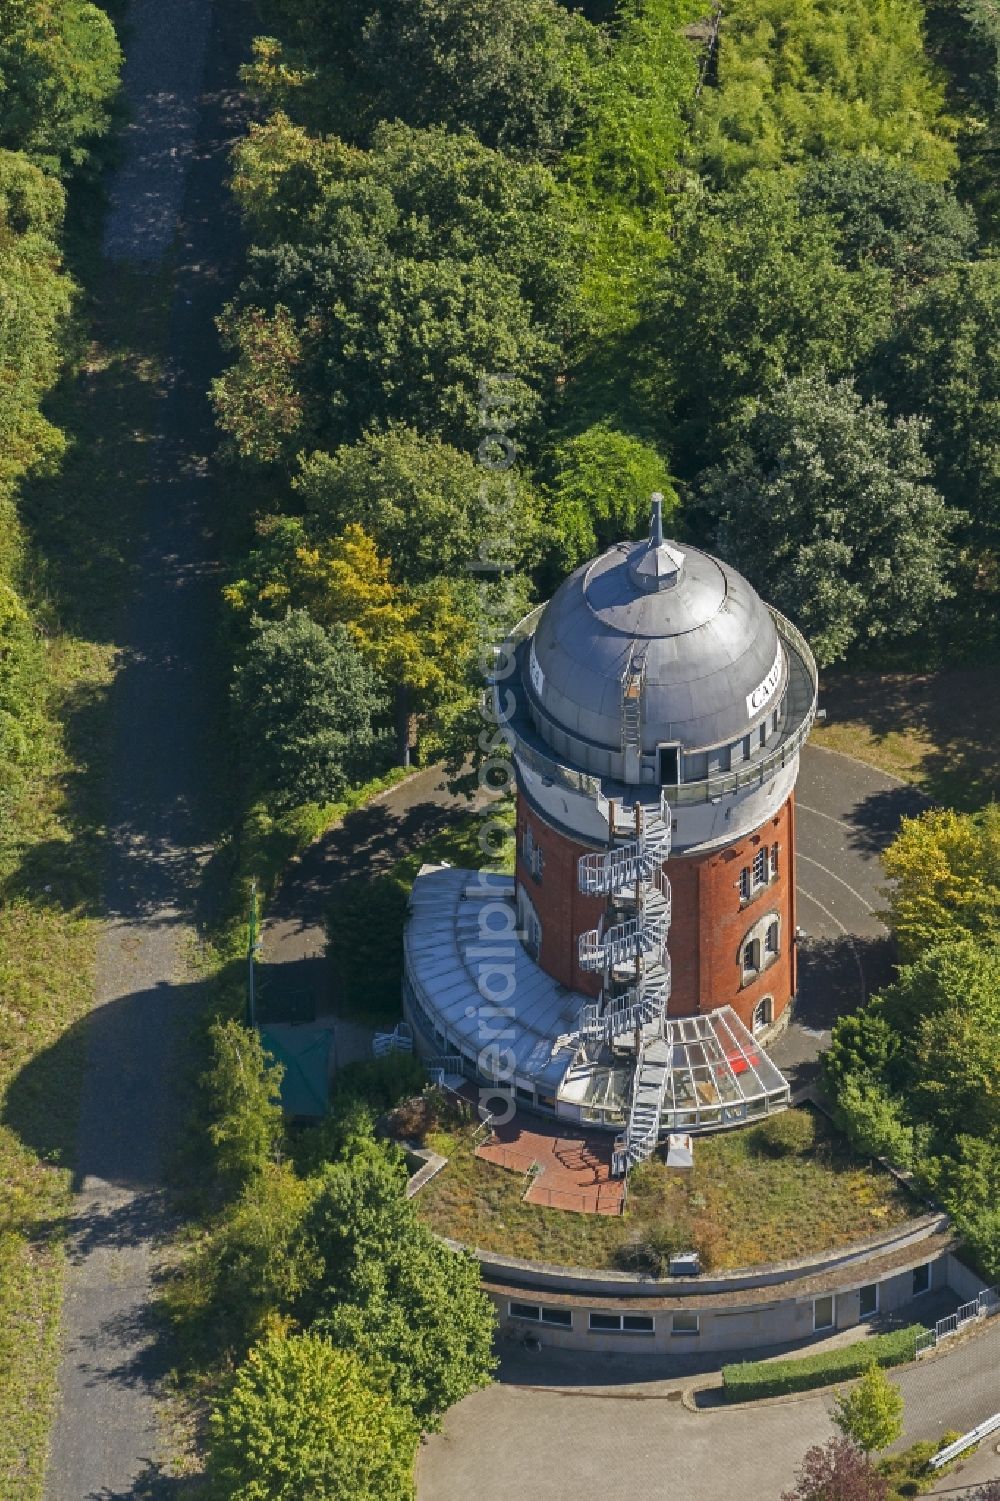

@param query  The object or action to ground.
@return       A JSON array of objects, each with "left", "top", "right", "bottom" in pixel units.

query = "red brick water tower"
[{"left": 505, "top": 498, "right": 818, "bottom": 1039}]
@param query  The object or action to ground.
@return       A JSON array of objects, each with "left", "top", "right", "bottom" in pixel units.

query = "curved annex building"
[{"left": 403, "top": 498, "right": 818, "bottom": 1172}]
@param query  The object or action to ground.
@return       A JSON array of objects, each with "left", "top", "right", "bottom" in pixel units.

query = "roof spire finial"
[{"left": 651, "top": 492, "right": 664, "bottom": 547}]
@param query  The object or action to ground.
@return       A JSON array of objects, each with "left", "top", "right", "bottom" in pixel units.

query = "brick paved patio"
[{"left": 476, "top": 1118, "right": 625, "bottom": 1215}]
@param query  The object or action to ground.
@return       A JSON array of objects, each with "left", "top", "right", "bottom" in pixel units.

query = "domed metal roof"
[{"left": 527, "top": 502, "right": 785, "bottom": 757}]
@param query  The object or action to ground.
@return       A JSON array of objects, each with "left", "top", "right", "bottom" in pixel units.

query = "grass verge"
[
  {"left": 0, "top": 241, "right": 171, "bottom": 1496},
  {"left": 809, "top": 667, "right": 1000, "bottom": 808}
]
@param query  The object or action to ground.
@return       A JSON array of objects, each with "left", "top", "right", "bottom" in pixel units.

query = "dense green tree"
[
  {"left": 832, "top": 1365, "right": 905, "bottom": 1454},
  {"left": 216, "top": 121, "right": 581, "bottom": 458},
  {"left": 205, "top": 1332, "right": 417, "bottom": 1501},
  {"left": 562, "top": 0, "right": 698, "bottom": 330},
  {"left": 797, "top": 156, "right": 977, "bottom": 283},
  {"left": 294, "top": 426, "right": 539, "bottom": 584},
  {"left": 542, "top": 423, "right": 678, "bottom": 574},
  {"left": 928, "top": 1136, "right": 1000, "bottom": 1281},
  {"left": 244, "top": 0, "right": 598, "bottom": 156},
  {"left": 232, "top": 611, "right": 383, "bottom": 807},
  {"left": 881, "top": 807, "right": 1000, "bottom": 961},
  {"left": 301, "top": 1137, "right": 496, "bottom": 1426},
  {"left": 0, "top": 0, "right": 121, "bottom": 174},
  {"left": 217, "top": 245, "right": 561, "bottom": 456},
  {"left": 695, "top": 372, "right": 954, "bottom": 666},
  {"left": 646, "top": 175, "right": 893, "bottom": 465},
  {"left": 877, "top": 260, "right": 1000, "bottom": 548},
  {"left": 230, "top": 119, "right": 581, "bottom": 320},
  {"left": 191, "top": 1164, "right": 321, "bottom": 1357},
  {"left": 201, "top": 1021, "right": 286, "bottom": 1200},
  {"left": 697, "top": 0, "right": 956, "bottom": 183}
]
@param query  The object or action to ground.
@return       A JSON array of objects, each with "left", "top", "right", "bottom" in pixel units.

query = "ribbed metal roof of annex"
[{"left": 402, "top": 865, "right": 791, "bottom": 1132}]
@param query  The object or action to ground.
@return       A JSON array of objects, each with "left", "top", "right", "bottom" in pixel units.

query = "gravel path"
[
  {"left": 45, "top": 3, "right": 251, "bottom": 1496},
  {"left": 102, "top": 0, "right": 213, "bottom": 264}
]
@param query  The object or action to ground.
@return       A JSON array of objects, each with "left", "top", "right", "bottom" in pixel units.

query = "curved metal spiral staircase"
[{"left": 576, "top": 792, "right": 674, "bottom": 1176}]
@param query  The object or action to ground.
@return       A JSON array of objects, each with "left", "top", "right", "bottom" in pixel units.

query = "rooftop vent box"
[{"left": 668, "top": 1251, "right": 701, "bottom": 1277}]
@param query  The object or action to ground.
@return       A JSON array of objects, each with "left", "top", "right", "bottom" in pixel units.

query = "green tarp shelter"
[{"left": 259, "top": 1024, "right": 332, "bottom": 1119}]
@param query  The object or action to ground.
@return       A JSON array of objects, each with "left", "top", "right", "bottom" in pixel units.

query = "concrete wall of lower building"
[
  {"left": 944, "top": 1253, "right": 991, "bottom": 1303},
  {"left": 490, "top": 1252, "right": 951, "bottom": 1355}
]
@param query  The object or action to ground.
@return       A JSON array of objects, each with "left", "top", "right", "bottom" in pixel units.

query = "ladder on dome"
[
  {"left": 621, "top": 648, "right": 646, "bottom": 783},
  {"left": 575, "top": 792, "right": 674, "bottom": 1176}
]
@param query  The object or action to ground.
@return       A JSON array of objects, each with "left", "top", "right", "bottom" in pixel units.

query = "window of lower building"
[
  {"left": 515, "top": 1085, "right": 534, "bottom": 1103},
  {"left": 859, "top": 1283, "right": 879, "bottom": 1318},
  {"left": 509, "top": 1302, "right": 540, "bottom": 1322},
  {"left": 672, "top": 1313, "right": 700, "bottom": 1336},
  {"left": 589, "top": 1312, "right": 655, "bottom": 1334},
  {"left": 814, "top": 1295, "right": 835, "bottom": 1331},
  {"left": 912, "top": 1263, "right": 931, "bottom": 1297},
  {"left": 541, "top": 1307, "right": 572, "bottom": 1327}
]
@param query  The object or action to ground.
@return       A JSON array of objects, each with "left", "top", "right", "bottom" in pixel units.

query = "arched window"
[
  {"left": 517, "top": 886, "right": 542, "bottom": 961},
  {"left": 742, "top": 938, "right": 760, "bottom": 979},
  {"left": 753, "top": 996, "right": 773, "bottom": 1032},
  {"left": 739, "top": 912, "right": 781, "bottom": 987}
]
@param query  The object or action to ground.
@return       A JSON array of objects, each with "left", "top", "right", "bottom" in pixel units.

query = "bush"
[
  {"left": 205, "top": 1331, "right": 417, "bottom": 1501},
  {"left": 755, "top": 1109, "right": 817, "bottom": 1157},
  {"left": 722, "top": 1326, "right": 928, "bottom": 1401},
  {"left": 334, "top": 1055, "right": 429, "bottom": 1118}
]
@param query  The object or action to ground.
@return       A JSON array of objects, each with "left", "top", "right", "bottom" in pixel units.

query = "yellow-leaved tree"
[{"left": 882, "top": 805, "right": 1000, "bottom": 962}]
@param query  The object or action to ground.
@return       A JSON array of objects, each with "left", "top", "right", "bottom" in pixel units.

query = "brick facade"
[
  {"left": 515, "top": 801, "right": 604, "bottom": 998},
  {"left": 516, "top": 793, "right": 797, "bottom": 1028}
]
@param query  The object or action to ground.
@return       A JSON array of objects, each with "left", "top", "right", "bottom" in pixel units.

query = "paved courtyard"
[{"left": 418, "top": 1323, "right": 1000, "bottom": 1501}]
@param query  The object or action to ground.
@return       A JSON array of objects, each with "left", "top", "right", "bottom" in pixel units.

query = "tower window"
[
  {"left": 739, "top": 868, "right": 751, "bottom": 904},
  {"left": 752, "top": 847, "right": 768, "bottom": 888},
  {"left": 742, "top": 939, "right": 760, "bottom": 978},
  {"left": 753, "top": 996, "right": 773, "bottom": 1032},
  {"left": 658, "top": 745, "right": 679, "bottom": 785},
  {"left": 770, "top": 843, "right": 779, "bottom": 879},
  {"left": 765, "top": 919, "right": 780, "bottom": 955}
]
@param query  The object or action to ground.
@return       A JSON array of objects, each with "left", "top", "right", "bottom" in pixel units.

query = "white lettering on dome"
[
  {"left": 529, "top": 639, "right": 545, "bottom": 700},
  {"left": 746, "top": 645, "right": 783, "bottom": 721}
]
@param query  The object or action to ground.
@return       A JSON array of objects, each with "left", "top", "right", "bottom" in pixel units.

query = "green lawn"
[
  {"left": 809, "top": 667, "right": 1000, "bottom": 809},
  {"left": 414, "top": 1110, "right": 915, "bottom": 1272}
]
